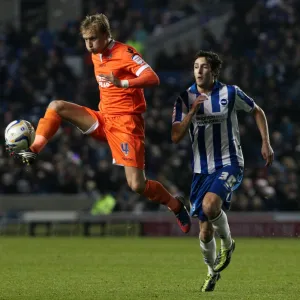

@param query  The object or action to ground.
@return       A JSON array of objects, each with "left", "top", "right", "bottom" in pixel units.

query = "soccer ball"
[{"left": 5, "top": 120, "right": 36, "bottom": 151}]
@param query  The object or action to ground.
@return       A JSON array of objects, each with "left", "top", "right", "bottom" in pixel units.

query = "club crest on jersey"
[
  {"left": 127, "top": 47, "right": 134, "bottom": 54},
  {"left": 121, "top": 143, "right": 129, "bottom": 156},
  {"left": 220, "top": 98, "right": 228, "bottom": 106}
]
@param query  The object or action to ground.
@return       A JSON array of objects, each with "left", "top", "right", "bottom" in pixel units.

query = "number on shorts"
[
  {"left": 226, "top": 175, "right": 237, "bottom": 188},
  {"left": 218, "top": 172, "right": 229, "bottom": 180},
  {"left": 219, "top": 172, "right": 237, "bottom": 189}
]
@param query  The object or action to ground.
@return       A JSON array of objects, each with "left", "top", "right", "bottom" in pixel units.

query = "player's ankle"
[
  {"left": 208, "top": 267, "right": 217, "bottom": 276},
  {"left": 221, "top": 237, "right": 232, "bottom": 250},
  {"left": 170, "top": 198, "right": 182, "bottom": 214}
]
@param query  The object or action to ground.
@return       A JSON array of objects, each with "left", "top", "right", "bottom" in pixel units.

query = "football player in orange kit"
[{"left": 7, "top": 13, "right": 191, "bottom": 233}]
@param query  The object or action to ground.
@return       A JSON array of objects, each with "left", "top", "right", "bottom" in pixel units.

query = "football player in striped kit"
[{"left": 172, "top": 50, "right": 274, "bottom": 292}]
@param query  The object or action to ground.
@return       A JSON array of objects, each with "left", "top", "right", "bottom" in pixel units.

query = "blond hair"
[{"left": 80, "top": 13, "right": 111, "bottom": 37}]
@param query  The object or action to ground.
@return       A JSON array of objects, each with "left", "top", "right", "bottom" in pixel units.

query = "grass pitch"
[{"left": 0, "top": 237, "right": 299, "bottom": 300}]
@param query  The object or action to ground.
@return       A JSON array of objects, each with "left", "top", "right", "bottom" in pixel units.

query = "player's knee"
[
  {"left": 199, "top": 229, "right": 214, "bottom": 243},
  {"left": 202, "top": 204, "right": 219, "bottom": 219},
  {"left": 202, "top": 194, "right": 222, "bottom": 219},
  {"left": 48, "top": 100, "right": 65, "bottom": 114},
  {"left": 128, "top": 179, "right": 145, "bottom": 194}
]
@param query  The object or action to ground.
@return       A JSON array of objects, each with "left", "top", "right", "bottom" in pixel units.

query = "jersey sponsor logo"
[
  {"left": 96, "top": 75, "right": 111, "bottom": 88},
  {"left": 132, "top": 54, "right": 144, "bottom": 65},
  {"left": 195, "top": 114, "right": 227, "bottom": 126}
]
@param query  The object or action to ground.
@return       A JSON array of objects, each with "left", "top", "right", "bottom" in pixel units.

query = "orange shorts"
[{"left": 83, "top": 107, "right": 145, "bottom": 169}]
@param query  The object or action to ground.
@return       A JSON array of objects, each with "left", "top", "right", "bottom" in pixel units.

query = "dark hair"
[{"left": 194, "top": 50, "right": 223, "bottom": 78}]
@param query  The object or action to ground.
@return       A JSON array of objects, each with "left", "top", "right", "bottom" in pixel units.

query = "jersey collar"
[
  {"left": 99, "top": 39, "right": 116, "bottom": 62},
  {"left": 107, "top": 39, "right": 115, "bottom": 50},
  {"left": 189, "top": 80, "right": 221, "bottom": 95},
  {"left": 101, "top": 39, "right": 115, "bottom": 54}
]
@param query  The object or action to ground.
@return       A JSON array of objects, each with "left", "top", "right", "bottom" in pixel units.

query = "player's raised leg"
[
  {"left": 199, "top": 220, "right": 220, "bottom": 292},
  {"left": 202, "top": 192, "right": 235, "bottom": 273},
  {"left": 31, "top": 100, "right": 98, "bottom": 153},
  {"left": 9, "top": 100, "right": 99, "bottom": 164},
  {"left": 124, "top": 166, "right": 191, "bottom": 233}
]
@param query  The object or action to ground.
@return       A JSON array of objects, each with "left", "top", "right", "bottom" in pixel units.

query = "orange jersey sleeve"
[
  {"left": 127, "top": 69, "right": 159, "bottom": 88},
  {"left": 92, "top": 41, "right": 155, "bottom": 115},
  {"left": 121, "top": 46, "right": 159, "bottom": 88},
  {"left": 122, "top": 46, "right": 151, "bottom": 76}
]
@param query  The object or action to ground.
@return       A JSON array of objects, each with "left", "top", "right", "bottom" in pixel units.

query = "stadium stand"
[{"left": 0, "top": 0, "right": 299, "bottom": 214}]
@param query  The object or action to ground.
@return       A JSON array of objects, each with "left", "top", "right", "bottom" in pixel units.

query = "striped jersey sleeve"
[
  {"left": 234, "top": 86, "right": 255, "bottom": 112},
  {"left": 172, "top": 90, "right": 189, "bottom": 123}
]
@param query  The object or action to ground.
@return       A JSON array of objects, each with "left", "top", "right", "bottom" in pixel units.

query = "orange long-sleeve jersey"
[{"left": 92, "top": 40, "right": 159, "bottom": 115}]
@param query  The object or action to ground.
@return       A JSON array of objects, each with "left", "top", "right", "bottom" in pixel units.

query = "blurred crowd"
[{"left": 0, "top": 0, "right": 299, "bottom": 213}]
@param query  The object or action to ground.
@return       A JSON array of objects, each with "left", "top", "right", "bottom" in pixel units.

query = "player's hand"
[
  {"left": 99, "top": 71, "right": 122, "bottom": 87},
  {"left": 261, "top": 141, "right": 274, "bottom": 167},
  {"left": 190, "top": 94, "right": 208, "bottom": 115}
]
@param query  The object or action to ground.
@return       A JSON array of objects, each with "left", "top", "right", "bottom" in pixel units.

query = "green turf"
[{"left": 0, "top": 237, "right": 299, "bottom": 300}]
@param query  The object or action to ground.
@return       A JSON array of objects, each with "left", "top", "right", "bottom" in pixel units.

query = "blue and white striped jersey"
[{"left": 172, "top": 81, "right": 255, "bottom": 174}]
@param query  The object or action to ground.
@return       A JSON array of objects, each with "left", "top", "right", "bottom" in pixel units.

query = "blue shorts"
[{"left": 190, "top": 165, "right": 243, "bottom": 221}]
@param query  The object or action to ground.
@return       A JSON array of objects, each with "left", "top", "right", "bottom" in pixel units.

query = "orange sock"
[
  {"left": 142, "top": 180, "right": 181, "bottom": 213},
  {"left": 30, "top": 108, "right": 61, "bottom": 153}
]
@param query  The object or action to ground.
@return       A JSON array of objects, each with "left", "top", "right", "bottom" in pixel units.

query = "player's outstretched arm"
[
  {"left": 172, "top": 94, "right": 208, "bottom": 143},
  {"left": 252, "top": 104, "right": 274, "bottom": 166},
  {"left": 100, "top": 69, "right": 159, "bottom": 89},
  {"left": 123, "top": 68, "right": 160, "bottom": 88}
]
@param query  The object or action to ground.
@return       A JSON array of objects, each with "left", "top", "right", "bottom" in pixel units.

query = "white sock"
[
  {"left": 210, "top": 210, "right": 232, "bottom": 249},
  {"left": 200, "top": 238, "right": 217, "bottom": 276}
]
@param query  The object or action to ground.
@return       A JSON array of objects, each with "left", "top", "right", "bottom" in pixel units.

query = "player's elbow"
[
  {"left": 172, "top": 137, "right": 180, "bottom": 144},
  {"left": 155, "top": 74, "right": 160, "bottom": 86},
  {"left": 253, "top": 104, "right": 263, "bottom": 114},
  {"left": 171, "top": 125, "right": 182, "bottom": 143},
  {"left": 252, "top": 104, "right": 265, "bottom": 119},
  {"left": 151, "top": 69, "right": 160, "bottom": 86},
  {"left": 141, "top": 69, "right": 160, "bottom": 86},
  {"left": 152, "top": 72, "right": 160, "bottom": 86},
  {"left": 171, "top": 132, "right": 180, "bottom": 144}
]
